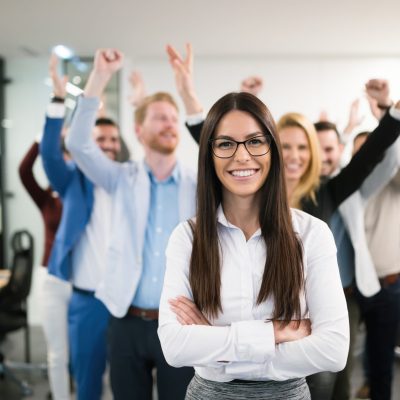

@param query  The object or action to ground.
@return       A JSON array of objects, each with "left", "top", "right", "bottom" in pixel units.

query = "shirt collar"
[
  {"left": 144, "top": 162, "right": 180, "bottom": 184},
  {"left": 216, "top": 204, "right": 262, "bottom": 238}
]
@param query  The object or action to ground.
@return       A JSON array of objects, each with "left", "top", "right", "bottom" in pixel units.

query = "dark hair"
[
  {"left": 190, "top": 92, "right": 304, "bottom": 324},
  {"left": 95, "top": 117, "right": 119, "bottom": 128},
  {"left": 314, "top": 121, "right": 341, "bottom": 140}
]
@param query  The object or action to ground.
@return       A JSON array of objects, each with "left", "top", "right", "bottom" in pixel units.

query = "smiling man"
[
  {"left": 66, "top": 49, "right": 196, "bottom": 400},
  {"left": 314, "top": 121, "right": 344, "bottom": 177}
]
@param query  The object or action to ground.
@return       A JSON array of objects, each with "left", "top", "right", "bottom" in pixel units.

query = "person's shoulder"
[
  {"left": 290, "top": 208, "right": 336, "bottom": 254},
  {"left": 166, "top": 218, "right": 196, "bottom": 255},
  {"left": 172, "top": 217, "right": 196, "bottom": 239}
]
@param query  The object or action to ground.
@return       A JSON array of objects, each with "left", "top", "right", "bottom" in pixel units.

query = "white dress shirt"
[
  {"left": 71, "top": 186, "right": 112, "bottom": 291},
  {"left": 158, "top": 206, "right": 349, "bottom": 382}
]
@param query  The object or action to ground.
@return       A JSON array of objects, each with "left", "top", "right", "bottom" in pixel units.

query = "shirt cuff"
[
  {"left": 186, "top": 112, "right": 205, "bottom": 126},
  {"left": 46, "top": 103, "right": 66, "bottom": 118},
  {"left": 389, "top": 105, "right": 400, "bottom": 121},
  {"left": 231, "top": 320, "right": 275, "bottom": 363}
]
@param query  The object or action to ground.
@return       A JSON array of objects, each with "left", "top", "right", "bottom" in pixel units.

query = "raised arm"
[
  {"left": 327, "top": 99, "right": 400, "bottom": 208},
  {"left": 129, "top": 70, "right": 146, "bottom": 107},
  {"left": 240, "top": 75, "right": 264, "bottom": 97},
  {"left": 166, "top": 43, "right": 204, "bottom": 144},
  {"left": 18, "top": 141, "right": 47, "bottom": 208},
  {"left": 66, "top": 49, "right": 124, "bottom": 193},
  {"left": 40, "top": 54, "right": 73, "bottom": 196}
]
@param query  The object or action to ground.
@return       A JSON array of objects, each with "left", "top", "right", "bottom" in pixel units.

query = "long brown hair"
[{"left": 190, "top": 92, "right": 304, "bottom": 324}]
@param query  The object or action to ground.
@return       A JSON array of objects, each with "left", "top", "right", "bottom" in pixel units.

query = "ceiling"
[{"left": 1, "top": 0, "right": 400, "bottom": 60}]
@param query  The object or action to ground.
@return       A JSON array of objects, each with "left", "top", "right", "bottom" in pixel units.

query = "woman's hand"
[
  {"left": 169, "top": 296, "right": 210, "bottom": 326},
  {"left": 273, "top": 319, "right": 311, "bottom": 344}
]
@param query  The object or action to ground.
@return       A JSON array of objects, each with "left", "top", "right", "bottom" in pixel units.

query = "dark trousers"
[
  {"left": 331, "top": 290, "right": 360, "bottom": 400},
  {"left": 356, "top": 278, "right": 400, "bottom": 400},
  {"left": 108, "top": 315, "right": 194, "bottom": 400},
  {"left": 306, "top": 371, "right": 336, "bottom": 400}
]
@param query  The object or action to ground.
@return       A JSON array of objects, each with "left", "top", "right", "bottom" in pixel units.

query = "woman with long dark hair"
[{"left": 158, "top": 92, "right": 349, "bottom": 400}]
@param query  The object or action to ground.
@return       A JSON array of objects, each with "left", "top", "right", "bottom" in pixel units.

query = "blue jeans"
[{"left": 356, "top": 277, "right": 400, "bottom": 400}]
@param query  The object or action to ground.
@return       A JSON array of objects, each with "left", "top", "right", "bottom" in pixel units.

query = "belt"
[
  {"left": 379, "top": 273, "right": 400, "bottom": 288},
  {"left": 127, "top": 306, "right": 159, "bottom": 321}
]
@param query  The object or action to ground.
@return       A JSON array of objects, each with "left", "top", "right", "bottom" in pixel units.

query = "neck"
[
  {"left": 222, "top": 194, "right": 260, "bottom": 241},
  {"left": 144, "top": 151, "right": 177, "bottom": 181}
]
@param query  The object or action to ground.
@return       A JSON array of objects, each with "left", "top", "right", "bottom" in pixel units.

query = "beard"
[{"left": 147, "top": 129, "right": 178, "bottom": 155}]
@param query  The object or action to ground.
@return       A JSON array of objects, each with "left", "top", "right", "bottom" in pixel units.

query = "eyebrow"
[{"left": 214, "top": 131, "right": 264, "bottom": 140}]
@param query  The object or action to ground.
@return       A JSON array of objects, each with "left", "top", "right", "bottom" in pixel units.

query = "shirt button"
[
  {"left": 154, "top": 251, "right": 160, "bottom": 257},
  {"left": 157, "top": 205, "right": 163, "bottom": 211},
  {"left": 156, "top": 227, "right": 162, "bottom": 234},
  {"left": 152, "top": 277, "right": 158, "bottom": 283}
]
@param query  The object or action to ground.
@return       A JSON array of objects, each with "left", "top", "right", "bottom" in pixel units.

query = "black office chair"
[{"left": 0, "top": 230, "right": 35, "bottom": 396}]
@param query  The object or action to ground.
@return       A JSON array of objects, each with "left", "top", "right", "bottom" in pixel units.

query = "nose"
[
  {"left": 286, "top": 147, "right": 299, "bottom": 161},
  {"left": 234, "top": 143, "right": 251, "bottom": 162}
]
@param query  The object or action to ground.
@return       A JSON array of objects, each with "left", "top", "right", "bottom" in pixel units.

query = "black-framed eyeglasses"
[{"left": 209, "top": 133, "right": 272, "bottom": 159}]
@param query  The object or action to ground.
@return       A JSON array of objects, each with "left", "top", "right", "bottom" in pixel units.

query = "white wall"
[{"left": 5, "top": 54, "right": 400, "bottom": 324}]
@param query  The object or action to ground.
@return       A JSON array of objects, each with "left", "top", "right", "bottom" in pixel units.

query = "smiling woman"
[{"left": 158, "top": 92, "right": 349, "bottom": 400}]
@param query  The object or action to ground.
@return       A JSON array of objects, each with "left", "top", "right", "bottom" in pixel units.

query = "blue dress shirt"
[
  {"left": 132, "top": 164, "right": 180, "bottom": 309},
  {"left": 329, "top": 211, "right": 355, "bottom": 288}
]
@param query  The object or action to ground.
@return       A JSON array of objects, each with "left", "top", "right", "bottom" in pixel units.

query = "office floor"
[{"left": 0, "top": 326, "right": 399, "bottom": 399}]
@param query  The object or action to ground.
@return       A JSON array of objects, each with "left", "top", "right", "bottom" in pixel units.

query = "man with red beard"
[{"left": 66, "top": 49, "right": 196, "bottom": 399}]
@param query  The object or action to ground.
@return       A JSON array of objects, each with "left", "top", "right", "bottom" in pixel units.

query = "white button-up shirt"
[{"left": 158, "top": 206, "right": 349, "bottom": 382}]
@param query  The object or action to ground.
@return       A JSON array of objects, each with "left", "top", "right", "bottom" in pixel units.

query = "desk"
[{"left": 0, "top": 269, "right": 11, "bottom": 288}]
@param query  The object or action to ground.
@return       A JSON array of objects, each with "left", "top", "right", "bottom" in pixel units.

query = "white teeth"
[
  {"left": 231, "top": 169, "right": 256, "bottom": 177},
  {"left": 285, "top": 163, "right": 301, "bottom": 171}
]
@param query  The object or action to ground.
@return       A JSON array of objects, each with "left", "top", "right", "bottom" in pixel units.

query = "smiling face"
[
  {"left": 279, "top": 126, "right": 311, "bottom": 185},
  {"left": 92, "top": 124, "right": 121, "bottom": 160},
  {"left": 212, "top": 110, "right": 271, "bottom": 203},
  {"left": 136, "top": 100, "right": 179, "bottom": 155},
  {"left": 317, "top": 129, "right": 343, "bottom": 177}
]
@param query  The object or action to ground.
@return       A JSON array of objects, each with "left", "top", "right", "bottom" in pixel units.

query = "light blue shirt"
[
  {"left": 329, "top": 211, "right": 355, "bottom": 288},
  {"left": 132, "top": 164, "right": 180, "bottom": 308}
]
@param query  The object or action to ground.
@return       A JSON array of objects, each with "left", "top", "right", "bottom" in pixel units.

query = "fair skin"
[
  {"left": 170, "top": 110, "right": 311, "bottom": 344},
  {"left": 135, "top": 101, "right": 180, "bottom": 180},
  {"left": 92, "top": 124, "right": 121, "bottom": 160},
  {"left": 166, "top": 43, "right": 203, "bottom": 115},
  {"left": 129, "top": 70, "right": 146, "bottom": 107},
  {"left": 316, "top": 129, "right": 343, "bottom": 177},
  {"left": 240, "top": 76, "right": 264, "bottom": 96},
  {"left": 85, "top": 49, "right": 178, "bottom": 180},
  {"left": 366, "top": 79, "right": 392, "bottom": 120},
  {"left": 279, "top": 126, "right": 311, "bottom": 200},
  {"left": 213, "top": 110, "right": 271, "bottom": 239},
  {"left": 343, "top": 99, "right": 364, "bottom": 135}
]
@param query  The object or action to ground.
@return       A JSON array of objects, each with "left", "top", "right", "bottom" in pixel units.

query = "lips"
[{"left": 285, "top": 163, "right": 302, "bottom": 172}]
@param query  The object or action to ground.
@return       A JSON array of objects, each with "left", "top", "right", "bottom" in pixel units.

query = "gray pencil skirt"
[{"left": 185, "top": 374, "right": 311, "bottom": 400}]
